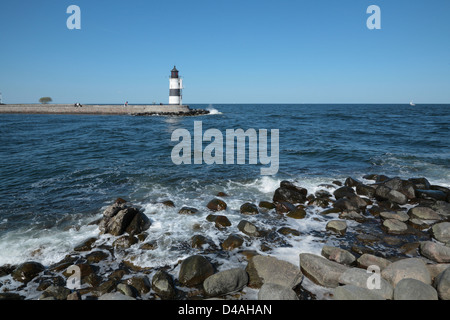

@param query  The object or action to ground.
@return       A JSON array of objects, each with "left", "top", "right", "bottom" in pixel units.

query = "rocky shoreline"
[
  {"left": 133, "top": 109, "right": 211, "bottom": 117},
  {"left": 0, "top": 174, "right": 449, "bottom": 300}
]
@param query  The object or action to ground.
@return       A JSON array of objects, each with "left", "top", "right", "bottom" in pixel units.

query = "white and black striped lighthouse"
[{"left": 169, "top": 66, "right": 183, "bottom": 105}]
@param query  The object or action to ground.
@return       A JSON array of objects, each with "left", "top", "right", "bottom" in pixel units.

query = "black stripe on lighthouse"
[{"left": 170, "top": 89, "right": 181, "bottom": 96}]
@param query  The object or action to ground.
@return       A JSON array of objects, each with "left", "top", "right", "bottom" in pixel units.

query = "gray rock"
[
  {"left": 357, "top": 254, "right": 392, "bottom": 271},
  {"left": 408, "top": 207, "right": 441, "bottom": 221},
  {"left": 98, "top": 292, "right": 136, "bottom": 300},
  {"left": 116, "top": 283, "right": 137, "bottom": 298},
  {"left": 333, "top": 186, "right": 356, "bottom": 200},
  {"left": 393, "top": 278, "right": 438, "bottom": 300},
  {"left": 416, "top": 189, "right": 447, "bottom": 201},
  {"left": 101, "top": 207, "right": 140, "bottom": 236},
  {"left": 246, "top": 255, "right": 302, "bottom": 289},
  {"left": 179, "top": 255, "right": 214, "bottom": 287},
  {"left": 258, "top": 283, "right": 298, "bottom": 300},
  {"left": 273, "top": 181, "right": 308, "bottom": 204},
  {"left": 431, "top": 222, "right": 450, "bottom": 243},
  {"left": 152, "top": 270, "right": 176, "bottom": 299},
  {"left": 178, "top": 207, "right": 199, "bottom": 215},
  {"left": 240, "top": 203, "right": 259, "bottom": 215},
  {"left": 436, "top": 267, "right": 450, "bottom": 300},
  {"left": 300, "top": 253, "right": 349, "bottom": 288},
  {"left": 381, "top": 258, "right": 431, "bottom": 287},
  {"left": 203, "top": 268, "right": 248, "bottom": 297},
  {"left": 383, "top": 219, "right": 408, "bottom": 234},
  {"left": 339, "top": 211, "right": 366, "bottom": 223},
  {"left": 426, "top": 264, "right": 450, "bottom": 282},
  {"left": 326, "top": 220, "right": 347, "bottom": 236},
  {"left": 333, "top": 285, "right": 385, "bottom": 300},
  {"left": 431, "top": 201, "right": 450, "bottom": 217},
  {"left": 380, "top": 211, "right": 409, "bottom": 222},
  {"left": 356, "top": 184, "right": 376, "bottom": 198},
  {"left": 237, "top": 220, "right": 261, "bottom": 237},
  {"left": 338, "top": 268, "right": 393, "bottom": 300},
  {"left": 11, "top": 262, "right": 45, "bottom": 283},
  {"left": 321, "top": 246, "right": 356, "bottom": 266},
  {"left": 43, "top": 285, "right": 71, "bottom": 300},
  {"left": 420, "top": 241, "right": 450, "bottom": 263},
  {"left": 387, "top": 189, "right": 408, "bottom": 205}
]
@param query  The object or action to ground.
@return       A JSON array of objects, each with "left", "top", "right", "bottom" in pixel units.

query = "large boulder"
[
  {"left": 333, "top": 186, "right": 355, "bottom": 200},
  {"left": 393, "top": 278, "right": 438, "bottom": 300},
  {"left": 321, "top": 246, "right": 356, "bottom": 266},
  {"left": 152, "top": 270, "right": 176, "bottom": 299},
  {"left": 237, "top": 220, "right": 261, "bottom": 237},
  {"left": 299, "top": 253, "right": 348, "bottom": 288},
  {"left": 203, "top": 268, "right": 248, "bottom": 297},
  {"left": 419, "top": 241, "right": 450, "bottom": 263},
  {"left": 11, "top": 262, "right": 45, "bottom": 283},
  {"left": 258, "top": 283, "right": 298, "bottom": 300},
  {"left": 273, "top": 181, "right": 307, "bottom": 204},
  {"left": 338, "top": 268, "right": 393, "bottom": 299},
  {"left": 333, "top": 285, "right": 385, "bottom": 300},
  {"left": 357, "top": 254, "right": 392, "bottom": 271},
  {"left": 99, "top": 200, "right": 150, "bottom": 237},
  {"left": 436, "top": 267, "right": 450, "bottom": 300},
  {"left": 382, "top": 219, "right": 408, "bottom": 234},
  {"left": 240, "top": 203, "right": 259, "bottom": 215},
  {"left": 221, "top": 234, "right": 244, "bottom": 251},
  {"left": 381, "top": 258, "right": 431, "bottom": 287},
  {"left": 179, "top": 255, "right": 214, "bottom": 287},
  {"left": 431, "top": 222, "right": 450, "bottom": 243},
  {"left": 326, "top": 220, "right": 348, "bottom": 236},
  {"left": 207, "top": 199, "right": 227, "bottom": 212},
  {"left": 408, "top": 207, "right": 441, "bottom": 221},
  {"left": 246, "top": 255, "right": 302, "bottom": 289}
]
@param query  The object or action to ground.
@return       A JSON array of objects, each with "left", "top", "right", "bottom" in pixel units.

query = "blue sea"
[{"left": 0, "top": 104, "right": 449, "bottom": 298}]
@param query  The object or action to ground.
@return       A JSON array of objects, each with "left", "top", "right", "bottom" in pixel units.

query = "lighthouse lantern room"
[{"left": 169, "top": 66, "right": 183, "bottom": 105}]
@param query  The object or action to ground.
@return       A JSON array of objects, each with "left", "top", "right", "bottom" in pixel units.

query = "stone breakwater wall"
[{"left": 0, "top": 104, "right": 195, "bottom": 115}]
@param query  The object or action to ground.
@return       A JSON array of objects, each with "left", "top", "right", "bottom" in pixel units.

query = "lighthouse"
[{"left": 169, "top": 66, "right": 183, "bottom": 105}]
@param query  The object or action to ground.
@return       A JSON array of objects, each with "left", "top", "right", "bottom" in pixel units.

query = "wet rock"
[
  {"left": 380, "top": 211, "right": 409, "bottom": 222},
  {"left": 258, "top": 201, "right": 276, "bottom": 210},
  {"left": 409, "top": 218, "right": 431, "bottom": 230},
  {"left": 40, "top": 285, "right": 71, "bottom": 300},
  {"left": 320, "top": 207, "right": 342, "bottom": 215},
  {"left": 409, "top": 177, "right": 431, "bottom": 190},
  {"left": 246, "top": 255, "right": 302, "bottom": 289},
  {"left": 221, "top": 234, "right": 244, "bottom": 251},
  {"left": 11, "top": 262, "right": 45, "bottom": 283},
  {"left": 309, "top": 198, "right": 330, "bottom": 208},
  {"left": 299, "top": 253, "right": 348, "bottom": 288},
  {"left": 338, "top": 268, "right": 393, "bottom": 300},
  {"left": 333, "top": 186, "right": 355, "bottom": 200},
  {"left": 273, "top": 181, "right": 307, "bottom": 204},
  {"left": 207, "top": 199, "right": 227, "bottom": 212},
  {"left": 126, "top": 276, "right": 151, "bottom": 294},
  {"left": 0, "top": 293, "right": 24, "bottom": 300},
  {"left": 258, "top": 283, "right": 298, "bottom": 300},
  {"left": 375, "top": 185, "right": 408, "bottom": 205},
  {"left": 382, "top": 219, "right": 408, "bottom": 234},
  {"left": 67, "top": 291, "right": 82, "bottom": 300},
  {"left": 408, "top": 206, "right": 441, "bottom": 221},
  {"left": 179, "top": 255, "right": 214, "bottom": 287},
  {"left": 416, "top": 189, "right": 447, "bottom": 201},
  {"left": 152, "top": 270, "right": 176, "bottom": 299},
  {"left": 161, "top": 200, "right": 175, "bottom": 207},
  {"left": 383, "top": 177, "right": 416, "bottom": 199},
  {"left": 326, "top": 220, "right": 347, "bottom": 236},
  {"left": 125, "top": 212, "right": 151, "bottom": 236},
  {"left": 381, "top": 258, "right": 431, "bottom": 287},
  {"left": 426, "top": 264, "right": 450, "bottom": 282},
  {"left": 431, "top": 222, "right": 450, "bottom": 243},
  {"left": 345, "top": 177, "right": 362, "bottom": 188},
  {"left": 178, "top": 207, "right": 199, "bottom": 215},
  {"left": 140, "top": 240, "right": 158, "bottom": 250},
  {"left": 315, "top": 189, "right": 332, "bottom": 198},
  {"left": 286, "top": 207, "right": 306, "bottom": 219},
  {"left": 240, "top": 203, "right": 259, "bottom": 215},
  {"left": 0, "top": 265, "right": 14, "bottom": 277},
  {"left": 277, "top": 227, "right": 301, "bottom": 237},
  {"left": 339, "top": 211, "right": 366, "bottom": 223},
  {"left": 275, "top": 201, "right": 296, "bottom": 214},
  {"left": 431, "top": 201, "right": 450, "bottom": 217},
  {"left": 116, "top": 283, "right": 137, "bottom": 298},
  {"left": 356, "top": 184, "right": 376, "bottom": 198},
  {"left": 321, "top": 246, "right": 356, "bottom": 266},
  {"left": 333, "top": 285, "right": 385, "bottom": 300},
  {"left": 86, "top": 251, "right": 109, "bottom": 264},
  {"left": 394, "top": 278, "right": 438, "bottom": 300},
  {"left": 237, "top": 220, "right": 261, "bottom": 237},
  {"left": 334, "top": 195, "right": 367, "bottom": 213},
  {"left": 100, "top": 206, "right": 141, "bottom": 236},
  {"left": 203, "top": 268, "right": 248, "bottom": 297},
  {"left": 436, "top": 267, "right": 450, "bottom": 300},
  {"left": 74, "top": 237, "right": 98, "bottom": 252},
  {"left": 191, "top": 235, "right": 216, "bottom": 249},
  {"left": 216, "top": 192, "right": 228, "bottom": 197},
  {"left": 213, "top": 215, "right": 232, "bottom": 229},
  {"left": 419, "top": 241, "right": 450, "bottom": 263},
  {"left": 95, "top": 280, "right": 117, "bottom": 297},
  {"left": 113, "top": 235, "right": 139, "bottom": 249}
]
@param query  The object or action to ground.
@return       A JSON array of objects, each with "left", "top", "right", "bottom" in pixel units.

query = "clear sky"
[{"left": 1, "top": 0, "right": 449, "bottom": 104}]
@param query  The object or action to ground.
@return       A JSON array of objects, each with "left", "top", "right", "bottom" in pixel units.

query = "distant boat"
[{"left": 410, "top": 101, "right": 416, "bottom": 106}]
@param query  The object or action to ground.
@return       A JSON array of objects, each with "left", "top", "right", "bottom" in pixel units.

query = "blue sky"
[{"left": 0, "top": 0, "right": 449, "bottom": 104}]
